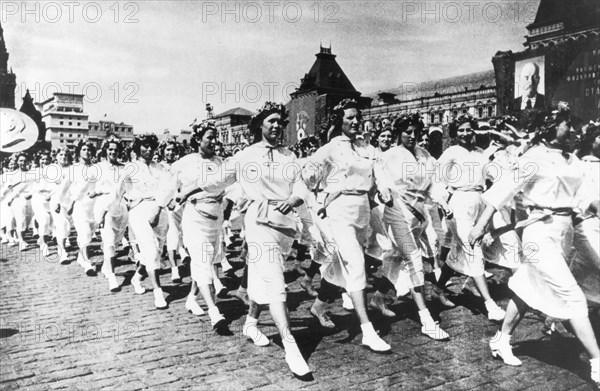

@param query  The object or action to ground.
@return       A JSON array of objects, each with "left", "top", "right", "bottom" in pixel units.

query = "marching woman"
[
  {"left": 374, "top": 115, "right": 453, "bottom": 339},
  {"left": 30, "top": 151, "right": 54, "bottom": 255},
  {"left": 92, "top": 137, "right": 129, "bottom": 292},
  {"left": 56, "top": 141, "right": 100, "bottom": 276},
  {"left": 1, "top": 157, "right": 18, "bottom": 245},
  {"left": 160, "top": 139, "right": 185, "bottom": 283},
  {"left": 434, "top": 116, "right": 505, "bottom": 321},
  {"left": 6, "top": 153, "right": 34, "bottom": 251},
  {"left": 51, "top": 149, "right": 74, "bottom": 264},
  {"left": 117, "top": 134, "right": 173, "bottom": 309},
  {"left": 302, "top": 99, "right": 391, "bottom": 353},
  {"left": 469, "top": 111, "right": 599, "bottom": 387},
  {"left": 169, "top": 122, "right": 227, "bottom": 329},
  {"left": 570, "top": 124, "right": 600, "bottom": 307},
  {"left": 374, "top": 125, "right": 394, "bottom": 155},
  {"left": 203, "top": 102, "right": 313, "bottom": 379}
]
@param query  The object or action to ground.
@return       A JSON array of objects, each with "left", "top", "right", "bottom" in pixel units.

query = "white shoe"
[
  {"left": 185, "top": 297, "right": 205, "bottom": 316},
  {"left": 8, "top": 239, "right": 18, "bottom": 247},
  {"left": 342, "top": 292, "right": 354, "bottom": 310},
  {"left": 1, "top": 237, "right": 8, "bottom": 244},
  {"left": 362, "top": 333, "right": 391, "bottom": 352},
  {"left": 284, "top": 346, "right": 312, "bottom": 380},
  {"left": 421, "top": 318, "right": 450, "bottom": 340},
  {"left": 208, "top": 307, "right": 226, "bottom": 329},
  {"left": 19, "top": 241, "right": 30, "bottom": 251},
  {"left": 489, "top": 332, "right": 522, "bottom": 366},
  {"left": 77, "top": 257, "right": 96, "bottom": 276},
  {"left": 40, "top": 244, "right": 50, "bottom": 257},
  {"left": 59, "top": 252, "right": 69, "bottom": 265},
  {"left": 221, "top": 257, "right": 233, "bottom": 272},
  {"left": 486, "top": 301, "right": 506, "bottom": 321},
  {"left": 107, "top": 274, "right": 120, "bottom": 292},
  {"left": 153, "top": 288, "right": 168, "bottom": 309},
  {"left": 131, "top": 274, "right": 145, "bottom": 295},
  {"left": 243, "top": 323, "right": 270, "bottom": 346}
]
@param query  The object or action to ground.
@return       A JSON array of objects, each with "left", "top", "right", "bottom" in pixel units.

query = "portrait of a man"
[{"left": 514, "top": 57, "right": 546, "bottom": 111}]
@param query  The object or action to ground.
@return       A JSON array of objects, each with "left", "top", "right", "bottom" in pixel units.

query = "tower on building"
[{"left": 0, "top": 22, "right": 16, "bottom": 109}]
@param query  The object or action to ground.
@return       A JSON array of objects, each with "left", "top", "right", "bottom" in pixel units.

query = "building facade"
[
  {"left": 88, "top": 120, "right": 134, "bottom": 148},
  {"left": 36, "top": 93, "right": 89, "bottom": 150},
  {"left": 212, "top": 107, "right": 253, "bottom": 153},
  {"left": 362, "top": 70, "right": 497, "bottom": 131},
  {"left": 0, "top": 22, "right": 16, "bottom": 109}
]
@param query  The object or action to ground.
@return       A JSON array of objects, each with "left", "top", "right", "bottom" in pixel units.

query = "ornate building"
[
  {"left": 212, "top": 107, "right": 254, "bottom": 153},
  {"left": 493, "top": 0, "right": 599, "bottom": 122},
  {"left": 0, "top": 22, "right": 16, "bottom": 109},
  {"left": 362, "top": 70, "right": 497, "bottom": 131},
  {"left": 285, "top": 46, "right": 370, "bottom": 144},
  {"left": 88, "top": 118, "right": 134, "bottom": 148}
]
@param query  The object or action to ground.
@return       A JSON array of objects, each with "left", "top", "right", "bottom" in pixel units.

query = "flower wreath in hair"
[
  {"left": 190, "top": 120, "right": 218, "bottom": 151},
  {"left": 100, "top": 135, "right": 124, "bottom": 155},
  {"left": 449, "top": 113, "right": 479, "bottom": 138},
  {"left": 249, "top": 102, "right": 289, "bottom": 144},
  {"left": 133, "top": 133, "right": 159, "bottom": 155},
  {"left": 392, "top": 112, "right": 424, "bottom": 141},
  {"left": 74, "top": 138, "right": 97, "bottom": 159}
]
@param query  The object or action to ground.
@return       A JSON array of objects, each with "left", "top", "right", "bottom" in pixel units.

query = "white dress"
[
  {"left": 437, "top": 145, "right": 492, "bottom": 277},
  {"left": 207, "top": 143, "right": 308, "bottom": 304},
  {"left": 376, "top": 145, "right": 448, "bottom": 292},
  {"left": 171, "top": 154, "right": 225, "bottom": 286},
  {"left": 117, "top": 159, "right": 173, "bottom": 271},
  {"left": 483, "top": 145, "right": 587, "bottom": 319},
  {"left": 302, "top": 135, "right": 375, "bottom": 292},
  {"left": 569, "top": 155, "right": 600, "bottom": 306}
]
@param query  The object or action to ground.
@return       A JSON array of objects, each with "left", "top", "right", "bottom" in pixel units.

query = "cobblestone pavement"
[{"left": 0, "top": 232, "right": 597, "bottom": 391}]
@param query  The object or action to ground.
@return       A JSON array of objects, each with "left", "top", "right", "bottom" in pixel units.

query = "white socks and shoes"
[
  {"left": 107, "top": 273, "right": 120, "bottom": 292},
  {"left": 185, "top": 296, "right": 205, "bottom": 316},
  {"left": 243, "top": 316, "right": 270, "bottom": 346},
  {"left": 590, "top": 357, "right": 599, "bottom": 387},
  {"left": 131, "top": 273, "right": 145, "bottom": 295},
  {"left": 208, "top": 306, "right": 226, "bottom": 329},
  {"left": 485, "top": 300, "right": 506, "bottom": 321},
  {"left": 419, "top": 309, "right": 449, "bottom": 340},
  {"left": 361, "top": 322, "right": 391, "bottom": 353},
  {"left": 342, "top": 292, "right": 354, "bottom": 310},
  {"left": 283, "top": 340, "right": 312, "bottom": 380},
  {"left": 489, "top": 331, "right": 522, "bottom": 366},
  {"left": 153, "top": 288, "right": 168, "bottom": 309}
]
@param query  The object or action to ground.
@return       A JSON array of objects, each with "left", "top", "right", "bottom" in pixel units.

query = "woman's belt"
[
  {"left": 124, "top": 196, "right": 155, "bottom": 210},
  {"left": 188, "top": 196, "right": 224, "bottom": 221},
  {"left": 323, "top": 190, "right": 369, "bottom": 210},
  {"left": 528, "top": 206, "right": 573, "bottom": 216}
]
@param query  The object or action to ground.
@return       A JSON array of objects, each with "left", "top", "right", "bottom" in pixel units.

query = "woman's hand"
[
  {"left": 468, "top": 224, "right": 486, "bottom": 248},
  {"left": 378, "top": 188, "right": 393, "bottom": 206},
  {"left": 274, "top": 200, "right": 294, "bottom": 215}
]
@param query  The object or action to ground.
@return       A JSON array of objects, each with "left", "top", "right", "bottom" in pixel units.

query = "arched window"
[
  {"left": 478, "top": 107, "right": 484, "bottom": 118},
  {"left": 487, "top": 106, "right": 493, "bottom": 117},
  {"left": 430, "top": 113, "right": 435, "bottom": 124}
]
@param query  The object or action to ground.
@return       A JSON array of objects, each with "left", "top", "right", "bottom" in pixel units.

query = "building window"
[
  {"left": 59, "top": 121, "right": 64, "bottom": 125},
  {"left": 77, "top": 122, "right": 81, "bottom": 126},
  {"left": 487, "top": 106, "right": 493, "bottom": 117},
  {"left": 69, "top": 122, "right": 72, "bottom": 126},
  {"left": 60, "top": 133, "right": 64, "bottom": 138},
  {"left": 438, "top": 113, "right": 443, "bottom": 123},
  {"left": 478, "top": 107, "right": 484, "bottom": 118},
  {"left": 69, "top": 134, "right": 72, "bottom": 138},
  {"left": 429, "top": 113, "right": 435, "bottom": 124},
  {"left": 453, "top": 110, "right": 458, "bottom": 117}
]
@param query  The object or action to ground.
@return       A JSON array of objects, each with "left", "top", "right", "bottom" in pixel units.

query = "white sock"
[
  {"left": 244, "top": 315, "right": 258, "bottom": 326},
  {"left": 214, "top": 278, "right": 224, "bottom": 292},
  {"left": 418, "top": 309, "right": 433, "bottom": 323},
  {"left": 360, "top": 322, "right": 377, "bottom": 337},
  {"left": 485, "top": 299, "right": 496, "bottom": 308}
]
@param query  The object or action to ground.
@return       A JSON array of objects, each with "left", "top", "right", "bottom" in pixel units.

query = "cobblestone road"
[{"left": 0, "top": 232, "right": 597, "bottom": 390}]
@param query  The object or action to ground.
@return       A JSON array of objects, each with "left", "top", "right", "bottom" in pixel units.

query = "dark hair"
[
  {"left": 75, "top": 140, "right": 97, "bottom": 160},
  {"left": 393, "top": 113, "right": 424, "bottom": 142},
  {"left": 448, "top": 114, "right": 478, "bottom": 138},
  {"left": 577, "top": 122, "right": 600, "bottom": 158},
  {"left": 190, "top": 121, "right": 218, "bottom": 152},
  {"left": 327, "top": 99, "right": 362, "bottom": 141},
  {"left": 100, "top": 136, "right": 124, "bottom": 156},
  {"left": 54, "top": 148, "right": 73, "bottom": 165},
  {"left": 132, "top": 134, "right": 159, "bottom": 156},
  {"left": 248, "top": 102, "right": 288, "bottom": 144}
]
